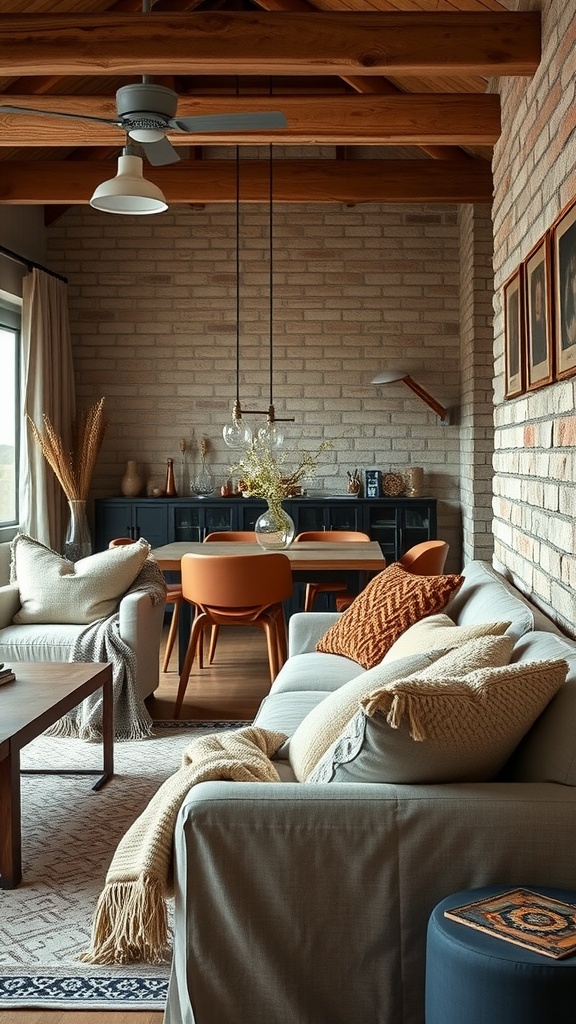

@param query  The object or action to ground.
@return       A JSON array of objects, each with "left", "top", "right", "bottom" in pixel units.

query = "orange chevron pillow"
[{"left": 316, "top": 563, "right": 464, "bottom": 670}]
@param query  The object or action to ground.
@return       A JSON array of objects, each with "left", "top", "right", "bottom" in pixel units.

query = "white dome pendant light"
[{"left": 89, "top": 143, "right": 168, "bottom": 216}]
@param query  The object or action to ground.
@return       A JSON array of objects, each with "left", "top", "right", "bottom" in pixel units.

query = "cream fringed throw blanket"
[
  {"left": 80, "top": 725, "right": 287, "bottom": 965},
  {"left": 46, "top": 558, "right": 167, "bottom": 742}
]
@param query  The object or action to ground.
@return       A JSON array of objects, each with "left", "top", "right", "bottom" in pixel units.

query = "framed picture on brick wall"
[
  {"left": 525, "top": 236, "right": 553, "bottom": 390},
  {"left": 504, "top": 267, "right": 524, "bottom": 398},
  {"left": 552, "top": 196, "right": 576, "bottom": 380}
]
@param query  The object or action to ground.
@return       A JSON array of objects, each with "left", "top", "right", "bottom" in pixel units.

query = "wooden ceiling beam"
[
  {"left": 0, "top": 93, "right": 500, "bottom": 146},
  {"left": 0, "top": 158, "right": 493, "bottom": 205},
  {"left": 0, "top": 12, "right": 540, "bottom": 78}
]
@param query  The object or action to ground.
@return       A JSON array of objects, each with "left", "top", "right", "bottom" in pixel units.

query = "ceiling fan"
[{"left": 0, "top": 82, "right": 288, "bottom": 166}]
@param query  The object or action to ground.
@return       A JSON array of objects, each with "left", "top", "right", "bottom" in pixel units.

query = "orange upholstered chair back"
[
  {"left": 181, "top": 552, "right": 293, "bottom": 611},
  {"left": 294, "top": 531, "right": 370, "bottom": 543},
  {"left": 399, "top": 540, "right": 449, "bottom": 575}
]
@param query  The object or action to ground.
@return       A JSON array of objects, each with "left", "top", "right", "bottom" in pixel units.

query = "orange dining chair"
[
  {"left": 294, "top": 530, "right": 372, "bottom": 612},
  {"left": 203, "top": 531, "right": 259, "bottom": 662},
  {"left": 174, "top": 552, "right": 293, "bottom": 717},
  {"left": 334, "top": 539, "right": 450, "bottom": 612},
  {"left": 108, "top": 536, "right": 185, "bottom": 672}
]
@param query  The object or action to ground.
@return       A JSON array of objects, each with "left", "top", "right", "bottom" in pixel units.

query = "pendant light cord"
[
  {"left": 236, "top": 144, "right": 241, "bottom": 407},
  {"left": 268, "top": 141, "right": 274, "bottom": 407}
]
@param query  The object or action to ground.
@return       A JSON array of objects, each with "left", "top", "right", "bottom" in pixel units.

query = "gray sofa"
[
  {"left": 164, "top": 560, "right": 576, "bottom": 1024},
  {"left": 0, "top": 539, "right": 164, "bottom": 699}
]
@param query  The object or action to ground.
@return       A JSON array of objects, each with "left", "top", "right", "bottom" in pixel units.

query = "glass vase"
[
  {"left": 192, "top": 454, "right": 215, "bottom": 496},
  {"left": 255, "top": 504, "right": 295, "bottom": 550},
  {"left": 64, "top": 499, "right": 92, "bottom": 562}
]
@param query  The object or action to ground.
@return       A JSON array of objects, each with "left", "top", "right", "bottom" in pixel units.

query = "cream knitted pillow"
[
  {"left": 307, "top": 653, "right": 567, "bottom": 785},
  {"left": 11, "top": 534, "right": 151, "bottom": 624},
  {"left": 288, "top": 635, "right": 515, "bottom": 783},
  {"left": 382, "top": 613, "right": 511, "bottom": 664}
]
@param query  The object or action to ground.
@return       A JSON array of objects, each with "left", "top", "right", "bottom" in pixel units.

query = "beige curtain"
[{"left": 21, "top": 269, "right": 76, "bottom": 551}]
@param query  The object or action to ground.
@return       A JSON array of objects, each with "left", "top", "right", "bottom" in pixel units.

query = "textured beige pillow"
[
  {"left": 316, "top": 563, "right": 464, "bottom": 670},
  {"left": 307, "top": 647, "right": 566, "bottom": 785},
  {"left": 11, "top": 534, "right": 151, "bottom": 624},
  {"left": 382, "top": 613, "right": 511, "bottom": 664},
  {"left": 288, "top": 635, "right": 513, "bottom": 783}
]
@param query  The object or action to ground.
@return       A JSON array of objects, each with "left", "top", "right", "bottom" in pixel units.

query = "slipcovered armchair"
[{"left": 0, "top": 537, "right": 165, "bottom": 700}]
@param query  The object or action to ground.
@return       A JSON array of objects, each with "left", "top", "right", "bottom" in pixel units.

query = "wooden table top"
[
  {"left": 0, "top": 662, "right": 112, "bottom": 748},
  {"left": 152, "top": 540, "right": 385, "bottom": 573}
]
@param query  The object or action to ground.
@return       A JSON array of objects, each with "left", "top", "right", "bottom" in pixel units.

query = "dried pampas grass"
[{"left": 29, "top": 396, "right": 106, "bottom": 501}]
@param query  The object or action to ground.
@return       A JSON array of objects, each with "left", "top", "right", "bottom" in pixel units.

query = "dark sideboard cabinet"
[{"left": 94, "top": 495, "right": 437, "bottom": 561}]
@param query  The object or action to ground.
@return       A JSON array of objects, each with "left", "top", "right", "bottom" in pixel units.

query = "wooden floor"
[{"left": 0, "top": 627, "right": 272, "bottom": 1024}]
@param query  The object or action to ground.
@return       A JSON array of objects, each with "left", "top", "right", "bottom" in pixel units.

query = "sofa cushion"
[
  {"left": 270, "top": 651, "right": 364, "bottom": 695},
  {"left": 444, "top": 560, "right": 558, "bottom": 642},
  {"left": 501, "top": 631, "right": 576, "bottom": 786},
  {"left": 11, "top": 534, "right": 150, "bottom": 625},
  {"left": 253, "top": 691, "right": 329, "bottom": 737},
  {"left": 0, "top": 622, "right": 85, "bottom": 662},
  {"left": 383, "top": 613, "right": 511, "bottom": 664},
  {"left": 307, "top": 646, "right": 567, "bottom": 785},
  {"left": 315, "top": 563, "right": 464, "bottom": 670},
  {"left": 288, "top": 648, "right": 450, "bottom": 783}
]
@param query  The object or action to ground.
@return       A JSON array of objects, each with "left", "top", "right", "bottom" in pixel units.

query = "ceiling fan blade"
[
  {"left": 170, "top": 112, "right": 287, "bottom": 133},
  {"left": 140, "top": 135, "right": 181, "bottom": 167},
  {"left": 0, "top": 103, "right": 119, "bottom": 127}
]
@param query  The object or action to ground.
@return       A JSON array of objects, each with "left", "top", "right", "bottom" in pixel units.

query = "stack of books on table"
[{"left": 0, "top": 663, "right": 16, "bottom": 685}]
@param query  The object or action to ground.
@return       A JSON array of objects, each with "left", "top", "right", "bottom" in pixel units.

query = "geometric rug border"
[{"left": 0, "top": 972, "right": 169, "bottom": 1009}]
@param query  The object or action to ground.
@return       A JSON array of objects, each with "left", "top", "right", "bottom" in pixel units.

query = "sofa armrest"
[
  {"left": 166, "top": 780, "right": 576, "bottom": 1024},
  {"left": 118, "top": 589, "right": 166, "bottom": 699},
  {"left": 288, "top": 611, "right": 341, "bottom": 656},
  {"left": 0, "top": 584, "right": 20, "bottom": 628}
]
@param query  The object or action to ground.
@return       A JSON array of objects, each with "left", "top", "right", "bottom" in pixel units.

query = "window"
[{"left": 0, "top": 297, "right": 21, "bottom": 528}]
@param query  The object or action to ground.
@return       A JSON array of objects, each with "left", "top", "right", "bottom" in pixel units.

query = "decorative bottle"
[{"left": 165, "top": 458, "right": 177, "bottom": 497}]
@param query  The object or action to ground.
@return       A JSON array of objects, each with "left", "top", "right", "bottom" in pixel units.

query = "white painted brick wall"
[
  {"left": 47, "top": 199, "right": 463, "bottom": 569},
  {"left": 492, "top": 0, "right": 576, "bottom": 635}
]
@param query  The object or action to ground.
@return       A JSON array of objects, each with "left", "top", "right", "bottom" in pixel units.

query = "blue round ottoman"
[{"left": 426, "top": 886, "right": 576, "bottom": 1024}]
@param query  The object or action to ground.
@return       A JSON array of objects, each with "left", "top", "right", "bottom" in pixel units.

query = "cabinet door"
[
  {"left": 171, "top": 503, "right": 236, "bottom": 541},
  {"left": 94, "top": 500, "right": 169, "bottom": 550},
  {"left": 238, "top": 500, "right": 267, "bottom": 531},
  {"left": 132, "top": 503, "right": 169, "bottom": 548},
  {"left": 364, "top": 504, "right": 400, "bottom": 561},
  {"left": 364, "top": 500, "right": 437, "bottom": 561},
  {"left": 292, "top": 501, "right": 363, "bottom": 534},
  {"left": 399, "top": 502, "right": 436, "bottom": 555},
  {"left": 94, "top": 502, "right": 133, "bottom": 550}
]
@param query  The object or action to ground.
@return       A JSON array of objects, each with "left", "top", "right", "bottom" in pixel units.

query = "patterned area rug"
[{"left": 0, "top": 721, "right": 248, "bottom": 1011}]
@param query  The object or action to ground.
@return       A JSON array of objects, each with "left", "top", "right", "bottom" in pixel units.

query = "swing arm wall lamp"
[{"left": 371, "top": 370, "right": 451, "bottom": 425}]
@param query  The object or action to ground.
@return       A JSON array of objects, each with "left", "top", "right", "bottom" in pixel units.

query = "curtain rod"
[{"left": 0, "top": 244, "right": 68, "bottom": 284}]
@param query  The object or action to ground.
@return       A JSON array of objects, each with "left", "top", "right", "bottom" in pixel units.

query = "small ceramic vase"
[{"left": 121, "top": 460, "right": 143, "bottom": 497}]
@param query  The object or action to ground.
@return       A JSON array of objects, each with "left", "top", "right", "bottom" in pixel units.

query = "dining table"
[{"left": 151, "top": 540, "right": 385, "bottom": 670}]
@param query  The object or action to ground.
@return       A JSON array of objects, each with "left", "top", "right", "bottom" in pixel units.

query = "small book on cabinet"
[
  {"left": 0, "top": 663, "right": 15, "bottom": 685},
  {"left": 444, "top": 888, "right": 576, "bottom": 959}
]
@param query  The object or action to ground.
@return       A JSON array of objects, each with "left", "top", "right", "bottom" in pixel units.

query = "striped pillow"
[{"left": 316, "top": 562, "right": 464, "bottom": 670}]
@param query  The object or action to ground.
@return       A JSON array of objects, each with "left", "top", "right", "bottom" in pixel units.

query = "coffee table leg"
[
  {"left": 94, "top": 671, "right": 114, "bottom": 791},
  {"left": 0, "top": 744, "right": 22, "bottom": 889}
]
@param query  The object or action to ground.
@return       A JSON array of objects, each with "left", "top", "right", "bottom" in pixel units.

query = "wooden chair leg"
[
  {"left": 208, "top": 625, "right": 220, "bottom": 664},
  {"left": 174, "top": 611, "right": 208, "bottom": 717},
  {"left": 304, "top": 583, "right": 317, "bottom": 612},
  {"left": 162, "top": 598, "right": 181, "bottom": 672},
  {"left": 261, "top": 619, "right": 279, "bottom": 682}
]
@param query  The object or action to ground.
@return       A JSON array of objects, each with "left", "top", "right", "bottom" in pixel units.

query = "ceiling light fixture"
[
  {"left": 89, "top": 143, "right": 168, "bottom": 216},
  {"left": 371, "top": 370, "right": 450, "bottom": 424}
]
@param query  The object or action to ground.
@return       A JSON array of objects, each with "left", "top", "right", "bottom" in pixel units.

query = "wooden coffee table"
[{"left": 0, "top": 661, "right": 114, "bottom": 889}]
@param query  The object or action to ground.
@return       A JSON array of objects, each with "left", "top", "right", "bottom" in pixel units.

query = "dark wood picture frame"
[
  {"left": 552, "top": 195, "right": 576, "bottom": 380},
  {"left": 504, "top": 267, "right": 523, "bottom": 398},
  {"left": 525, "top": 236, "right": 553, "bottom": 390}
]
